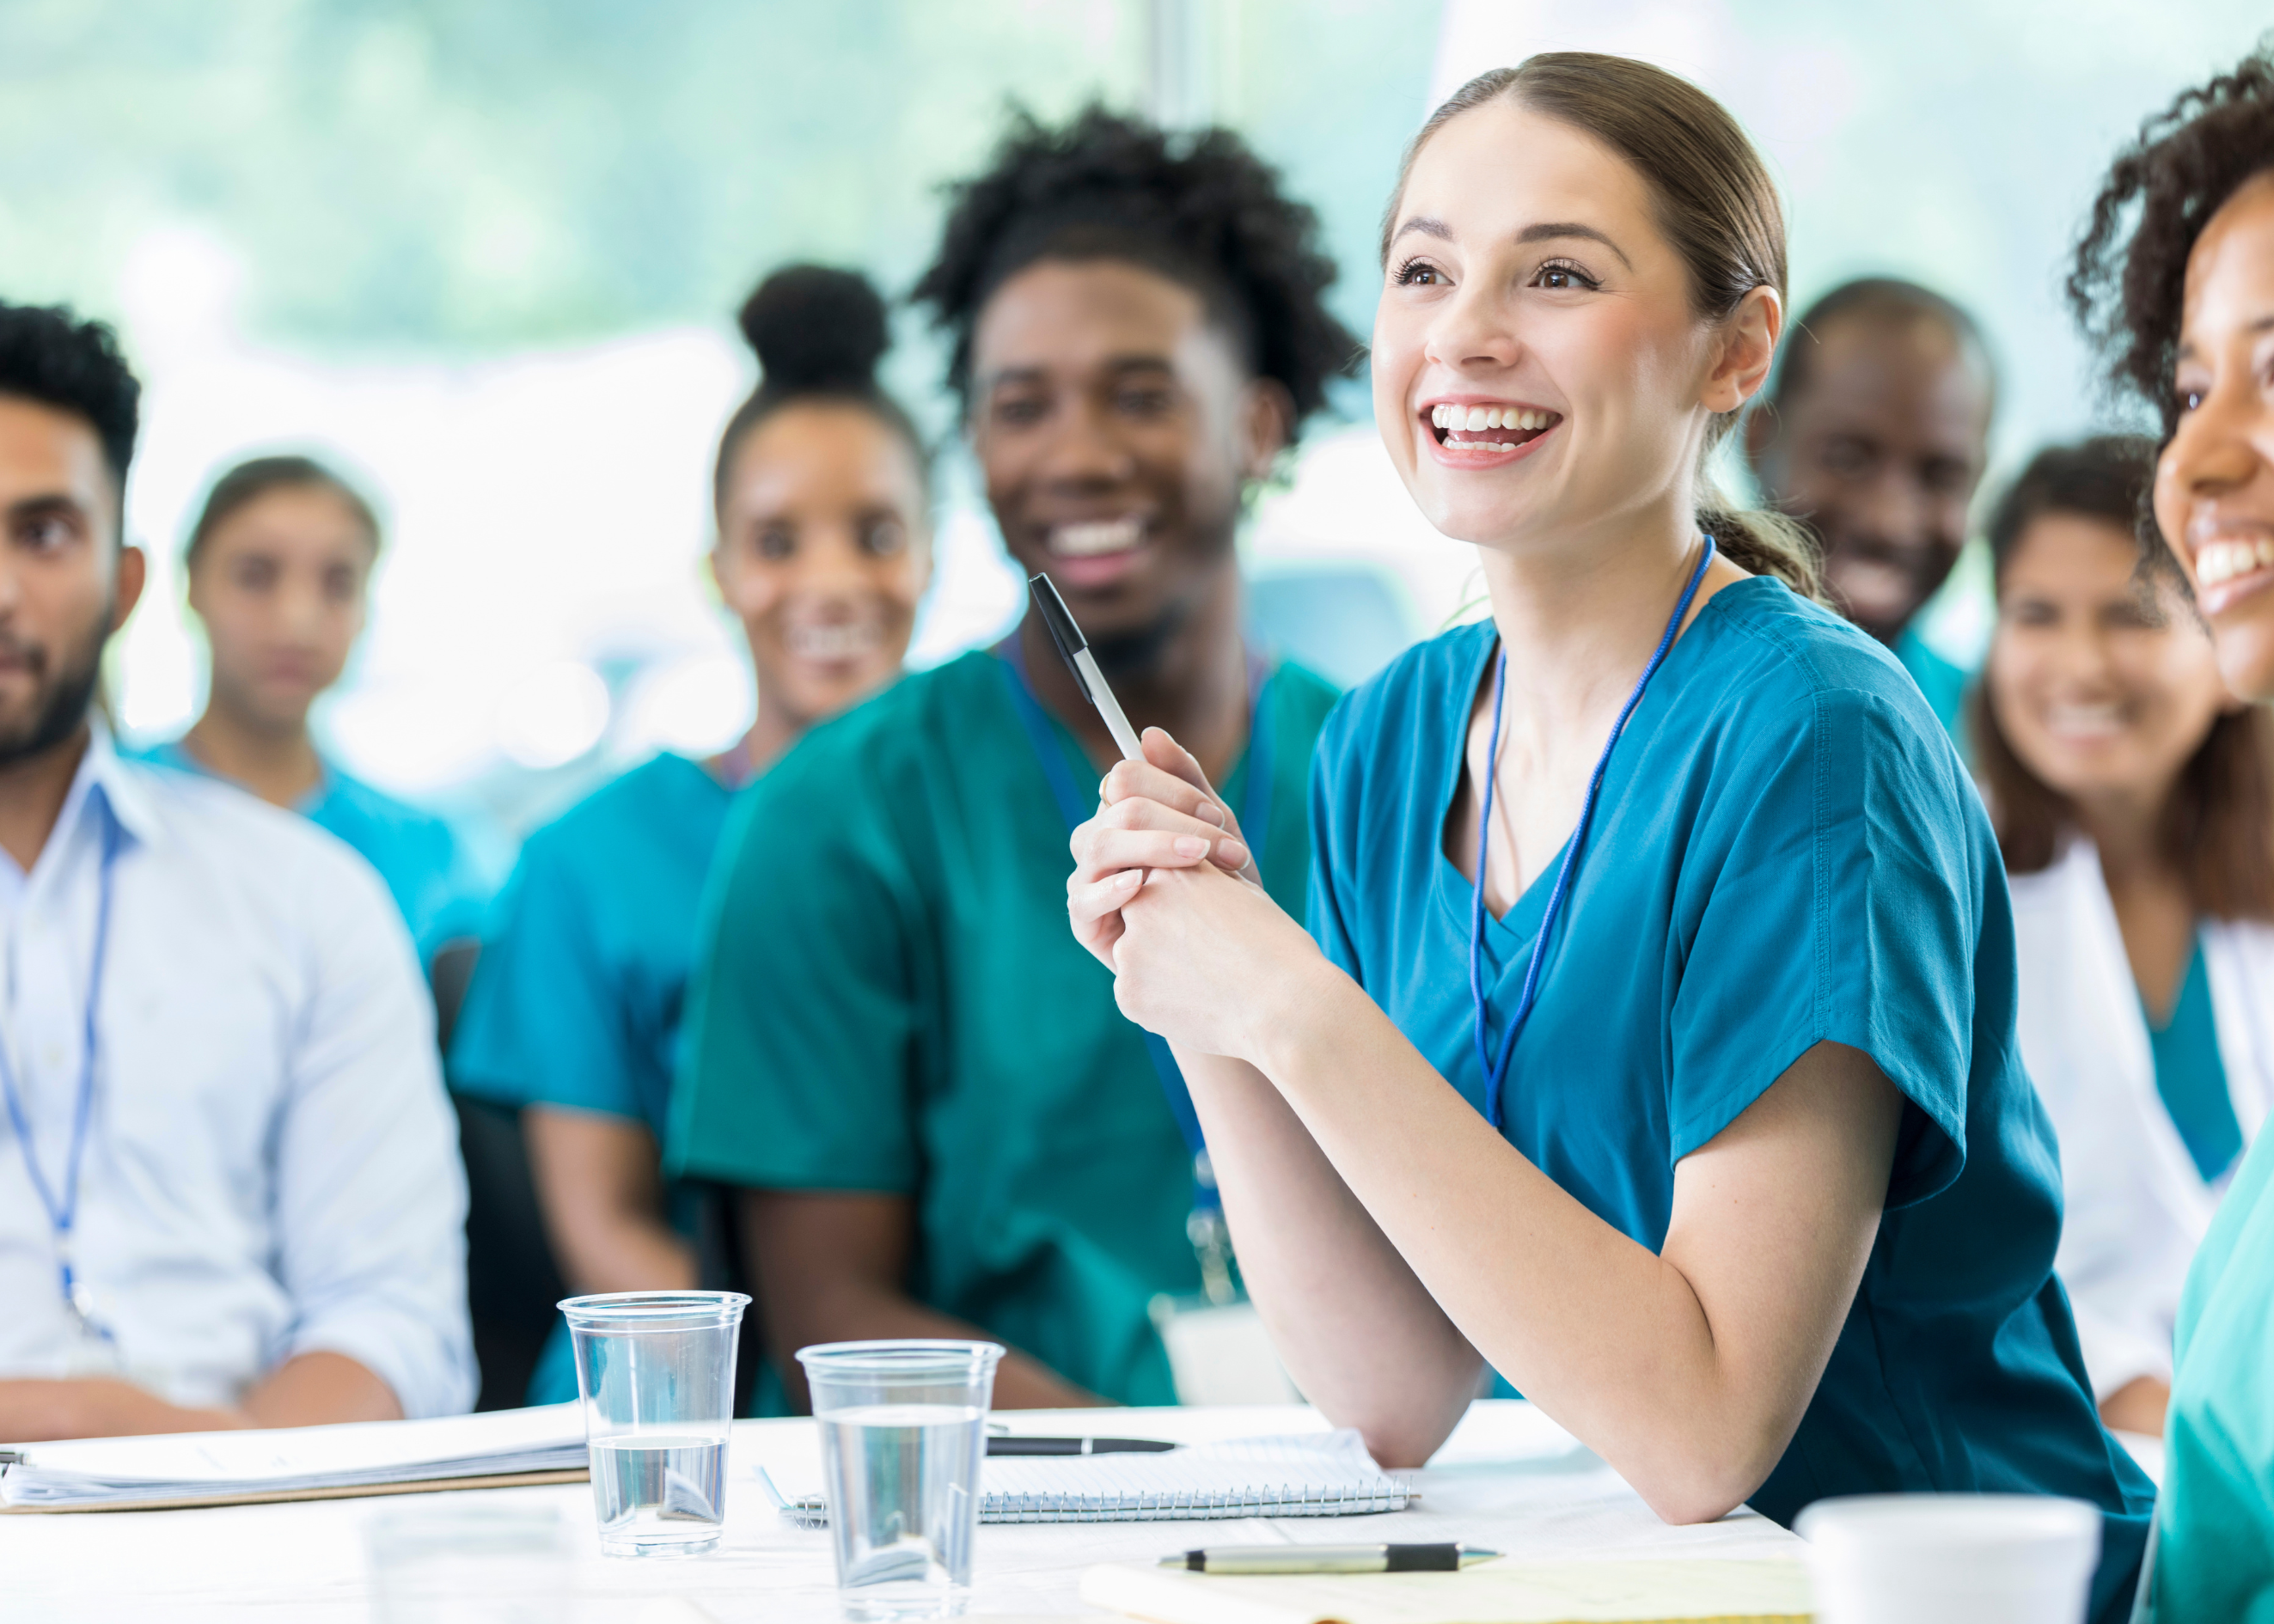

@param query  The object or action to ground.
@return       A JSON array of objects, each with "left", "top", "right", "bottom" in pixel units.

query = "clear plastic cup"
[
  {"left": 1796, "top": 1493, "right": 2102, "bottom": 1624},
  {"left": 797, "top": 1340, "right": 1005, "bottom": 1620},
  {"left": 559, "top": 1290, "right": 750, "bottom": 1558}
]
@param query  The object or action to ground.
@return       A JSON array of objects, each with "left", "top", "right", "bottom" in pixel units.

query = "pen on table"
[
  {"left": 987, "top": 1434, "right": 1179, "bottom": 1456},
  {"left": 1030, "top": 572, "right": 1144, "bottom": 761},
  {"left": 1160, "top": 1543, "right": 1501, "bottom": 1574}
]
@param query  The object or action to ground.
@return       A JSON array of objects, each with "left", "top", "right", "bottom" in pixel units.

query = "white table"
[{"left": 0, "top": 1403, "right": 1800, "bottom": 1623}]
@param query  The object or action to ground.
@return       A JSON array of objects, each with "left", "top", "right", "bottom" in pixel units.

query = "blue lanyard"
[
  {"left": 1470, "top": 538, "right": 1715, "bottom": 1131},
  {"left": 996, "top": 634, "right": 1274, "bottom": 1212},
  {"left": 0, "top": 811, "right": 124, "bottom": 1320}
]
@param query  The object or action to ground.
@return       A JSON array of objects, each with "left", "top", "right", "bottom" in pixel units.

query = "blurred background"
[{"left": 4, "top": 0, "right": 2270, "bottom": 845}]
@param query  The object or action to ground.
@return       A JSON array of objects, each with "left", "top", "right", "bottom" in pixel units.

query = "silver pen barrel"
[{"left": 1073, "top": 647, "right": 1144, "bottom": 760}]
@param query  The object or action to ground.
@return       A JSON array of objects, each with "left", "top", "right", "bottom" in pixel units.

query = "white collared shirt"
[
  {"left": 2009, "top": 836, "right": 2274, "bottom": 1398},
  {"left": 0, "top": 729, "right": 474, "bottom": 1417}
]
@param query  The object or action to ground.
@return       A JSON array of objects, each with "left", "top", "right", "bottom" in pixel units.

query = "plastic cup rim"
[
  {"left": 1796, "top": 1492, "right": 2103, "bottom": 1556},
  {"left": 557, "top": 1289, "right": 752, "bottom": 1328},
  {"left": 795, "top": 1338, "right": 1007, "bottom": 1376}
]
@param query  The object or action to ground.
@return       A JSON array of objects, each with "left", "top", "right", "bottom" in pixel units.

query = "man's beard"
[
  {"left": 1087, "top": 593, "right": 1195, "bottom": 680},
  {"left": 0, "top": 603, "right": 110, "bottom": 772}
]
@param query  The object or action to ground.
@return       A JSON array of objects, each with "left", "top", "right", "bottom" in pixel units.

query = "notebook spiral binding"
[{"left": 981, "top": 1478, "right": 1412, "bottom": 1524}]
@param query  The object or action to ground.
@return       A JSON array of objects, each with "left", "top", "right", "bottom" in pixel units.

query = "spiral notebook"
[{"left": 765, "top": 1432, "right": 1410, "bottom": 1526}]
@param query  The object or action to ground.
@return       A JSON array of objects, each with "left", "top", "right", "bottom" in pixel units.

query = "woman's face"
[
  {"left": 1986, "top": 510, "right": 2233, "bottom": 814},
  {"left": 186, "top": 483, "right": 373, "bottom": 733},
  {"left": 1372, "top": 98, "right": 1776, "bottom": 551},
  {"left": 712, "top": 401, "right": 930, "bottom": 729},
  {"left": 2154, "top": 169, "right": 2274, "bottom": 700}
]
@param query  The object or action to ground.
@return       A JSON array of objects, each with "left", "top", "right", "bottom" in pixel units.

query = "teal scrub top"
[
  {"left": 449, "top": 752, "right": 737, "bottom": 1407},
  {"left": 1307, "top": 582, "right": 2151, "bottom": 1624},
  {"left": 2155, "top": 1125, "right": 2274, "bottom": 1621},
  {"left": 452, "top": 751, "right": 733, "bottom": 1136},
  {"left": 138, "top": 736, "right": 489, "bottom": 959},
  {"left": 667, "top": 649, "right": 1341, "bottom": 1407},
  {"left": 1895, "top": 622, "right": 1970, "bottom": 746},
  {"left": 2145, "top": 937, "right": 2240, "bottom": 1184}
]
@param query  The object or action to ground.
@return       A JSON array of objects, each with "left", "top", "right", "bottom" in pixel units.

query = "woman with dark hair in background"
[
  {"left": 144, "top": 456, "right": 488, "bottom": 961},
  {"left": 1974, "top": 436, "right": 2274, "bottom": 1443},
  {"left": 2069, "top": 45, "right": 2274, "bottom": 1619},
  {"left": 1070, "top": 56, "right": 2149, "bottom": 1620},
  {"left": 449, "top": 265, "right": 932, "bottom": 1407},
  {"left": 669, "top": 106, "right": 1352, "bottom": 1411}
]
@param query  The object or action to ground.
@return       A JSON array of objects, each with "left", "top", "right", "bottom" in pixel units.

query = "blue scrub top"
[
  {"left": 449, "top": 751, "right": 739, "bottom": 1408},
  {"left": 1307, "top": 579, "right": 2152, "bottom": 1624},
  {"left": 138, "top": 736, "right": 489, "bottom": 960},
  {"left": 450, "top": 751, "right": 732, "bottom": 1137}
]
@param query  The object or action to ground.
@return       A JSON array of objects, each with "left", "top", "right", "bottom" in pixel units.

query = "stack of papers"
[{"left": 0, "top": 1404, "right": 588, "bottom": 1512}]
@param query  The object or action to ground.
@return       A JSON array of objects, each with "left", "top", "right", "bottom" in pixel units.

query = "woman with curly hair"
[
  {"left": 1069, "top": 54, "right": 2148, "bottom": 1621},
  {"left": 2070, "top": 44, "right": 2274, "bottom": 1621},
  {"left": 669, "top": 107, "right": 1354, "bottom": 1408}
]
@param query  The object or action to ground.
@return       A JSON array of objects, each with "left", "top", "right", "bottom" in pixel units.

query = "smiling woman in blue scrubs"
[
  {"left": 1065, "top": 55, "right": 2152, "bottom": 1623},
  {"left": 448, "top": 265, "right": 932, "bottom": 1406},
  {"left": 144, "top": 455, "right": 487, "bottom": 961}
]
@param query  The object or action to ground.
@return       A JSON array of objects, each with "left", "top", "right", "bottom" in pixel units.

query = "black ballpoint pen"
[
  {"left": 987, "top": 1434, "right": 1179, "bottom": 1456},
  {"left": 1161, "top": 1542, "right": 1500, "bottom": 1573}
]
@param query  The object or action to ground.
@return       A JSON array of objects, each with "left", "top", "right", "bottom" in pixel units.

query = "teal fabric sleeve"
[
  {"left": 669, "top": 736, "right": 920, "bottom": 1193},
  {"left": 449, "top": 833, "right": 644, "bottom": 1120}
]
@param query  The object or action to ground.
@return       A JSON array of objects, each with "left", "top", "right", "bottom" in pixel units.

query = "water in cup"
[
  {"left": 818, "top": 1403, "right": 987, "bottom": 1610},
  {"left": 589, "top": 1434, "right": 728, "bottom": 1551},
  {"left": 798, "top": 1340, "right": 1004, "bottom": 1621},
  {"left": 559, "top": 1291, "right": 749, "bottom": 1560}
]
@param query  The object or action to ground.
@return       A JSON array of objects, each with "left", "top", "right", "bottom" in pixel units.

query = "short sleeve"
[
  {"left": 449, "top": 832, "right": 644, "bottom": 1120},
  {"left": 665, "top": 740, "right": 922, "bottom": 1193},
  {"left": 1668, "top": 685, "right": 1974, "bottom": 1206}
]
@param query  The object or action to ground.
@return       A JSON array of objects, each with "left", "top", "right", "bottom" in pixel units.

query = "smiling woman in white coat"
[{"left": 1974, "top": 435, "right": 2274, "bottom": 1439}]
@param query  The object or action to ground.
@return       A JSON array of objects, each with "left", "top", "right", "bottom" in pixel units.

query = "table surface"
[{"left": 0, "top": 1401, "right": 1800, "bottom": 1623}]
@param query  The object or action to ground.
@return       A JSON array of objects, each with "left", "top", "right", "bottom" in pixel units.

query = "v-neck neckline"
[{"left": 1429, "top": 583, "right": 1753, "bottom": 962}]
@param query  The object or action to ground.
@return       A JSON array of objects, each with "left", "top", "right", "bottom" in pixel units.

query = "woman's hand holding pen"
[{"left": 1067, "top": 728, "right": 1330, "bottom": 1064}]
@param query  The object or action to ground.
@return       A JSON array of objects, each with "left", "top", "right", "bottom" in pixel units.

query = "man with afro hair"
[{"left": 670, "top": 106, "right": 1357, "bottom": 1407}]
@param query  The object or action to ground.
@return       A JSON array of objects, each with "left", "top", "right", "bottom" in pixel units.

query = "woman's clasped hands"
[{"left": 1067, "top": 727, "right": 1327, "bottom": 1064}]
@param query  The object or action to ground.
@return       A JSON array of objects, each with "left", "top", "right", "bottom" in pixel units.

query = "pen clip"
[{"left": 1028, "top": 573, "right": 1095, "bottom": 703}]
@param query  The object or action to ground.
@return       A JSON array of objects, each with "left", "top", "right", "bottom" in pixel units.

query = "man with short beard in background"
[{"left": 0, "top": 302, "right": 473, "bottom": 1440}]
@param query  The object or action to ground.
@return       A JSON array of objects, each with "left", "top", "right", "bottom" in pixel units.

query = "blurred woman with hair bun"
[{"left": 449, "top": 264, "right": 932, "bottom": 1407}]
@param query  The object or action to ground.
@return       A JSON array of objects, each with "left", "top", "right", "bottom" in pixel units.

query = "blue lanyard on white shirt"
[
  {"left": 1470, "top": 537, "right": 1715, "bottom": 1131},
  {"left": 0, "top": 811, "right": 124, "bottom": 1325},
  {"left": 995, "top": 634, "right": 1274, "bottom": 1216}
]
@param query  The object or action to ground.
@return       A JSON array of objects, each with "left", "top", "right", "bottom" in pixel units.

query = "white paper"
[{"left": 0, "top": 1403, "right": 587, "bottom": 1506}]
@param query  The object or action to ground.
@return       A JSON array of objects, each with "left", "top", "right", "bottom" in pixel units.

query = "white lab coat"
[{"left": 2009, "top": 838, "right": 2274, "bottom": 1398}]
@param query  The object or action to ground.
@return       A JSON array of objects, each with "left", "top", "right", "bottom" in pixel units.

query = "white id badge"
[{"left": 1148, "top": 1293, "right": 1302, "bottom": 1406}]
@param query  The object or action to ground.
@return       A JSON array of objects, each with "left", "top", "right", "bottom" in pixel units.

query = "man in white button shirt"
[{"left": 0, "top": 301, "right": 474, "bottom": 1439}]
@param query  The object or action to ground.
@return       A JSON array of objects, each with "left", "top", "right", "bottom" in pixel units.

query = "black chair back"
[{"left": 430, "top": 939, "right": 570, "bottom": 1412}]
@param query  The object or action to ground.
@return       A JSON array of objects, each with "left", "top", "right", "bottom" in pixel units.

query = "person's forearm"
[
  {"left": 0, "top": 1379, "right": 243, "bottom": 1443},
  {"left": 1237, "top": 962, "right": 1857, "bottom": 1522},
  {"left": 555, "top": 1214, "right": 698, "bottom": 1297},
  {"left": 766, "top": 1282, "right": 1105, "bottom": 1413},
  {"left": 0, "top": 1351, "right": 400, "bottom": 1444},
  {"left": 1175, "top": 1045, "right": 1483, "bottom": 1464},
  {"left": 241, "top": 1350, "right": 403, "bottom": 1429}
]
